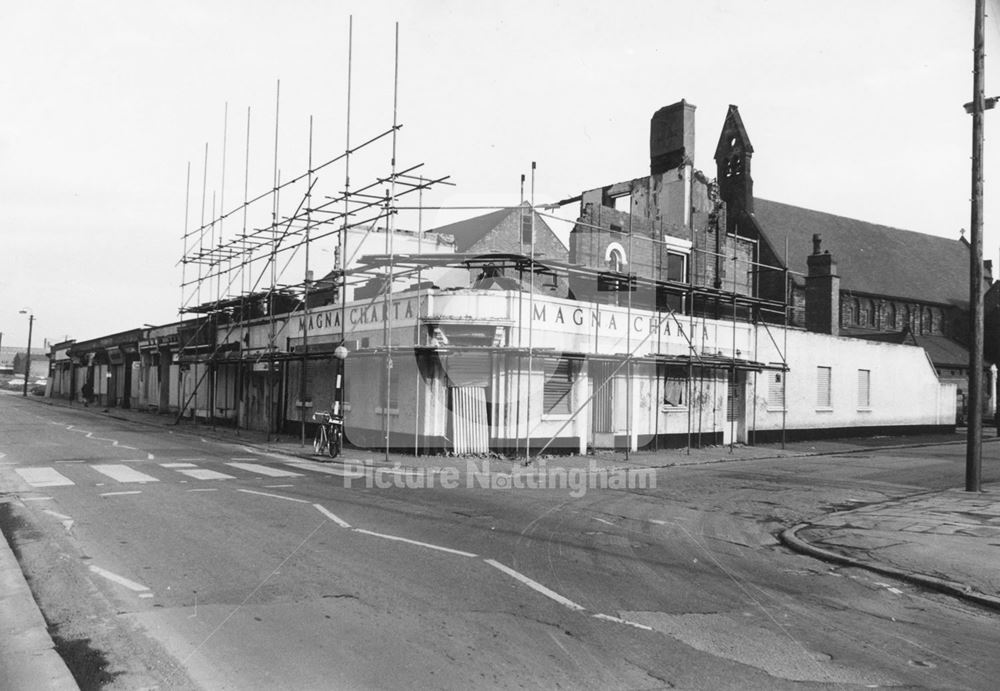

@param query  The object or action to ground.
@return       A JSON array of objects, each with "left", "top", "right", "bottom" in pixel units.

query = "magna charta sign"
[
  {"left": 297, "top": 297, "right": 421, "bottom": 337},
  {"left": 296, "top": 291, "right": 749, "bottom": 355}
]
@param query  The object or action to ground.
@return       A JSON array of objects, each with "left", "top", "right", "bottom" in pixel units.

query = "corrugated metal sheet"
[
  {"left": 451, "top": 386, "right": 489, "bottom": 454},
  {"left": 592, "top": 361, "right": 613, "bottom": 433}
]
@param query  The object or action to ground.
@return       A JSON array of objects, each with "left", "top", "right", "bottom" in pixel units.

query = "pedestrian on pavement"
[{"left": 81, "top": 380, "right": 93, "bottom": 407}]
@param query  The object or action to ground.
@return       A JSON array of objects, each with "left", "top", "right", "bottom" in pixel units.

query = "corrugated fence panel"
[{"left": 452, "top": 386, "right": 489, "bottom": 454}]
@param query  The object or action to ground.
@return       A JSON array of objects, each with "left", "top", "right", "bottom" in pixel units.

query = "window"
[
  {"left": 816, "top": 366, "right": 832, "bottom": 408},
  {"left": 666, "top": 252, "right": 687, "bottom": 282},
  {"left": 857, "top": 369, "right": 871, "bottom": 408},
  {"left": 608, "top": 248, "right": 624, "bottom": 272},
  {"left": 543, "top": 358, "right": 573, "bottom": 415},
  {"left": 767, "top": 371, "right": 785, "bottom": 409},
  {"left": 659, "top": 365, "right": 686, "bottom": 407},
  {"left": 886, "top": 303, "right": 896, "bottom": 329},
  {"left": 856, "top": 298, "right": 867, "bottom": 327}
]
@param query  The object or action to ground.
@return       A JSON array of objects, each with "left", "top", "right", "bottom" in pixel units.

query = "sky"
[{"left": 2, "top": 0, "right": 999, "bottom": 350}]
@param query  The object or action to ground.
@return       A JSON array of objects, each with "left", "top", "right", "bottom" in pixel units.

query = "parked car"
[{"left": 6, "top": 378, "right": 26, "bottom": 389}]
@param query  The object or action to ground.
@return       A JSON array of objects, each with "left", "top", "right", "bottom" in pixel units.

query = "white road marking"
[
  {"left": 483, "top": 559, "right": 585, "bottom": 611},
  {"left": 138, "top": 593, "right": 155, "bottom": 599},
  {"left": 177, "top": 458, "right": 206, "bottom": 462},
  {"left": 593, "top": 517, "right": 615, "bottom": 526},
  {"left": 88, "top": 565, "right": 151, "bottom": 594},
  {"left": 226, "top": 462, "right": 302, "bottom": 478},
  {"left": 229, "top": 457, "right": 259, "bottom": 461},
  {"left": 265, "top": 484, "right": 295, "bottom": 488},
  {"left": 353, "top": 529, "right": 478, "bottom": 558},
  {"left": 281, "top": 460, "right": 352, "bottom": 476},
  {"left": 313, "top": 504, "right": 352, "bottom": 528},
  {"left": 236, "top": 489, "right": 310, "bottom": 504},
  {"left": 591, "top": 613, "right": 653, "bottom": 630},
  {"left": 15, "top": 467, "right": 74, "bottom": 487},
  {"left": 887, "top": 587, "right": 903, "bottom": 595},
  {"left": 160, "top": 462, "right": 197, "bottom": 468},
  {"left": 92, "top": 464, "right": 159, "bottom": 484},
  {"left": 42, "top": 509, "right": 72, "bottom": 521},
  {"left": 21, "top": 496, "right": 52, "bottom": 502},
  {"left": 100, "top": 490, "right": 143, "bottom": 497},
  {"left": 176, "top": 468, "right": 236, "bottom": 481},
  {"left": 187, "top": 488, "right": 218, "bottom": 493}
]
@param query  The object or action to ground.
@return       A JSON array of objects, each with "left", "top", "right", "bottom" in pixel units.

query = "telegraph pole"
[{"left": 967, "top": 0, "right": 986, "bottom": 492}]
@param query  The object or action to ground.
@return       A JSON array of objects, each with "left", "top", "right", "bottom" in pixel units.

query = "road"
[{"left": 1, "top": 392, "right": 998, "bottom": 690}]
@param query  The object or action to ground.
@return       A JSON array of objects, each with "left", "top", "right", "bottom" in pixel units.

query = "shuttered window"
[
  {"left": 857, "top": 369, "right": 871, "bottom": 408},
  {"left": 543, "top": 358, "right": 573, "bottom": 415},
  {"left": 816, "top": 366, "right": 832, "bottom": 408},
  {"left": 767, "top": 371, "right": 784, "bottom": 408}
]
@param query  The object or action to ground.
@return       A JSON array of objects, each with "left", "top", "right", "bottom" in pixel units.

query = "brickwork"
[{"left": 465, "top": 208, "right": 568, "bottom": 263}]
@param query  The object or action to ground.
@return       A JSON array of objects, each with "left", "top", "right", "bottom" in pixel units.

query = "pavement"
[{"left": 2, "top": 392, "right": 999, "bottom": 689}]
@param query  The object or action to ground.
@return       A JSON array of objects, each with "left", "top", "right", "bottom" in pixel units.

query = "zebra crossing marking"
[
  {"left": 92, "top": 464, "right": 160, "bottom": 484},
  {"left": 15, "top": 467, "right": 74, "bottom": 487},
  {"left": 225, "top": 462, "right": 303, "bottom": 478}
]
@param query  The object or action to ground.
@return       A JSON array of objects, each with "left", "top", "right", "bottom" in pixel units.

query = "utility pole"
[
  {"left": 22, "top": 314, "right": 34, "bottom": 397},
  {"left": 967, "top": 0, "right": 986, "bottom": 492}
]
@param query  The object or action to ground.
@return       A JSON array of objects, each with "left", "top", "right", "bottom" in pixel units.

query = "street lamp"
[{"left": 18, "top": 309, "right": 34, "bottom": 398}]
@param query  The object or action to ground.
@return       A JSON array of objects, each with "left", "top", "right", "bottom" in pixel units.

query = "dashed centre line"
[
  {"left": 89, "top": 565, "right": 151, "bottom": 596},
  {"left": 237, "top": 489, "right": 310, "bottom": 503},
  {"left": 354, "top": 528, "right": 479, "bottom": 558},
  {"left": 484, "top": 559, "right": 585, "bottom": 611}
]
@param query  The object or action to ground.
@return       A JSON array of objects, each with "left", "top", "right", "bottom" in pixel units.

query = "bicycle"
[{"left": 312, "top": 411, "right": 343, "bottom": 459}]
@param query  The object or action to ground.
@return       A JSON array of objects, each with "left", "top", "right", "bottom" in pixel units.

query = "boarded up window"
[
  {"left": 543, "top": 358, "right": 573, "bottom": 415},
  {"left": 767, "top": 371, "right": 784, "bottom": 408},
  {"left": 857, "top": 369, "right": 871, "bottom": 408},
  {"left": 521, "top": 209, "right": 532, "bottom": 245},
  {"left": 816, "top": 366, "right": 832, "bottom": 408}
]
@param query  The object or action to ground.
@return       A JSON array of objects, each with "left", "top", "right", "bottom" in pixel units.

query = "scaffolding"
[
  {"left": 173, "top": 20, "right": 791, "bottom": 458},
  {"left": 175, "top": 20, "right": 451, "bottom": 441}
]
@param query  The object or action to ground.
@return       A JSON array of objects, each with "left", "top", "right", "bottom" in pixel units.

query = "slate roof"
[
  {"left": 426, "top": 205, "right": 566, "bottom": 254},
  {"left": 426, "top": 207, "right": 518, "bottom": 252},
  {"left": 911, "top": 334, "right": 973, "bottom": 369},
  {"left": 752, "top": 199, "right": 972, "bottom": 309}
]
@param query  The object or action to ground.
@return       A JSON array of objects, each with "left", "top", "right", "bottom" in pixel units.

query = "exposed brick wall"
[
  {"left": 465, "top": 208, "right": 568, "bottom": 262},
  {"left": 837, "top": 295, "right": 954, "bottom": 337}
]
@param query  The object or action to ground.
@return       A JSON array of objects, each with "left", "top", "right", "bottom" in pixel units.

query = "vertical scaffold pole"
[
  {"left": 301, "top": 115, "right": 314, "bottom": 447},
  {"left": 267, "top": 79, "right": 281, "bottom": 441},
  {"left": 525, "top": 162, "right": 536, "bottom": 462}
]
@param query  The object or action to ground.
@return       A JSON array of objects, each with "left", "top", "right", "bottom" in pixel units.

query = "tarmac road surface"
[{"left": 1, "top": 393, "right": 998, "bottom": 689}]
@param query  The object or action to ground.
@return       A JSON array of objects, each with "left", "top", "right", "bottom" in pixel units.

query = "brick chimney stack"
[
  {"left": 649, "top": 100, "right": 696, "bottom": 175},
  {"left": 805, "top": 234, "right": 840, "bottom": 336}
]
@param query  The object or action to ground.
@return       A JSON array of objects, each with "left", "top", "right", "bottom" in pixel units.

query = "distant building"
[
  {"left": 3, "top": 347, "right": 47, "bottom": 379},
  {"left": 711, "top": 105, "right": 992, "bottom": 420}
]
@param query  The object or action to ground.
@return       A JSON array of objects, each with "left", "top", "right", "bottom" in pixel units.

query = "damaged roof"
[
  {"left": 426, "top": 205, "right": 566, "bottom": 254},
  {"left": 753, "top": 199, "right": 974, "bottom": 308}
]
